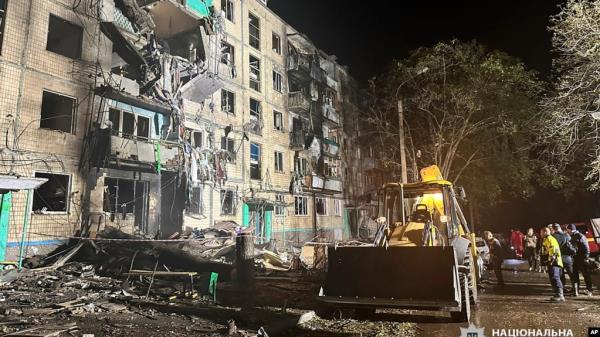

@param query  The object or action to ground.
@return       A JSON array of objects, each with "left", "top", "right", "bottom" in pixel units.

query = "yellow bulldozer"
[{"left": 318, "top": 165, "right": 479, "bottom": 322}]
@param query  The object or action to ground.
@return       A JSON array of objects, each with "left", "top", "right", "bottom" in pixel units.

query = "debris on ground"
[{"left": 298, "top": 315, "right": 418, "bottom": 337}]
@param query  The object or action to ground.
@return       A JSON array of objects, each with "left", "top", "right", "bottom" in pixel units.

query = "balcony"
[
  {"left": 304, "top": 175, "right": 324, "bottom": 190},
  {"left": 322, "top": 103, "right": 340, "bottom": 124},
  {"left": 362, "top": 157, "right": 383, "bottom": 171},
  {"left": 288, "top": 92, "right": 311, "bottom": 114},
  {"left": 109, "top": 135, "right": 180, "bottom": 171},
  {"left": 325, "top": 75, "right": 339, "bottom": 92},
  {"left": 324, "top": 177, "right": 343, "bottom": 193},
  {"left": 322, "top": 138, "right": 341, "bottom": 158},
  {"left": 287, "top": 52, "right": 311, "bottom": 80},
  {"left": 139, "top": 0, "right": 214, "bottom": 39},
  {"left": 290, "top": 130, "right": 306, "bottom": 150}
]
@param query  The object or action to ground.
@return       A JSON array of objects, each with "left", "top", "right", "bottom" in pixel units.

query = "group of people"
[{"left": 484, "top": 224, "right": 593, "bottom": 302}]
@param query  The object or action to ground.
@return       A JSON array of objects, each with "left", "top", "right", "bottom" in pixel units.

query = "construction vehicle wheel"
[{"left": 451, "top": 275, "right": 471, "bottom": 323}]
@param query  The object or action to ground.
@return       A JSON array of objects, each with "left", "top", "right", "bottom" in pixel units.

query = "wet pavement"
[{"left": 374, "top": 270, "right": 600, "bottom": 337}]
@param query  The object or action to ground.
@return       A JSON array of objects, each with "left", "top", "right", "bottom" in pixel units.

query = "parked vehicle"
[{"left": 475, "top": 237, "right": 490, "bottom": 263}]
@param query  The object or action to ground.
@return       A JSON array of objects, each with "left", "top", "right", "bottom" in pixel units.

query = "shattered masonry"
[{"left": 0, "top": 0, "right": 368, "bottom": 260}]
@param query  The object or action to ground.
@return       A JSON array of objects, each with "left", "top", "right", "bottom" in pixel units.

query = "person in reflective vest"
[{"left": 541, "top": 227, "right": 564, "bottom": 302}]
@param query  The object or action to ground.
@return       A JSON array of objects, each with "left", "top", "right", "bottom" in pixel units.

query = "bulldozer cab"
[{"left": 378, "top": 180, "right": 469, "bottom": 247}]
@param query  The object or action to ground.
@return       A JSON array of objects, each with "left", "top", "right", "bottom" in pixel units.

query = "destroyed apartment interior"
[{"left": 0, "top": 0, "right": 390, "bottom": 336}]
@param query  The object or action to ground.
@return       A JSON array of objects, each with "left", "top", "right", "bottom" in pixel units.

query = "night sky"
[
  {"left": 268, "top": 0, "right": 600, "bottom": 231},
  {"left": 269, "top": 0, "right": 564, "bottom": 81}
]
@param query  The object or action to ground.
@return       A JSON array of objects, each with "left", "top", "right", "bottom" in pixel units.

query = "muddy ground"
[{"left": 1, "top": 267, "right": 599, "bottom": 337}]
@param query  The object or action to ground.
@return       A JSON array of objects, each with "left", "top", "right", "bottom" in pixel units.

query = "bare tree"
[{"left": 539, "top": 0, "right": 600, "bottom": 189}]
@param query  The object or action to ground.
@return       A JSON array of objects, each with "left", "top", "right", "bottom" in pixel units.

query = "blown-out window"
[
  {"left": 0, "top": 0, "right": 7, "bottom": 54},
  {"left": 32, "top": 172, "right": 70, "bottom": 213},
  {"left": 294, "top": 196, "right": 308, "bottom": 216},
  {"left": 47, "top": 14, "right": 83, "bottom": 59},
  {"left": 40, "top": 91, "right": 76, "bottom": 134},
  {"left": 248, "top": 13, "right": 260, "bottom": 49}
]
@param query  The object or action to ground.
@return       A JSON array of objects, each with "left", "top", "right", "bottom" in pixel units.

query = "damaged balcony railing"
[
  {"left": 322, "top": 103, "right": 340, "bottom": 124},
  {"left": 324, "top": 177, "right": 343, "bottom": 192},
  {"left": 287, "top": 52, "right": 311, "bottom": 76},
  {"left": 288, "top": 91, "right": 311, "bottom": 114},
  {"left": 362, "top": 157, "right": 382, "bottom": 171},
  {"left": 290, "top": 130, "right": 306, "bottom": 150},
  {"left": 322, "top": 138, "right": 341, "bottom": 158}
]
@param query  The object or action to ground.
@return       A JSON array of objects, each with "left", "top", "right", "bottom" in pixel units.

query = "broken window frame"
[
  {"left": 250, "top": 142, "right": 261, "bottom": 180},
  {"left": 40, "top": 90, "right": 76, "bottom": 134},
  {"left": 249, "top": 98, "right": 262, "bottom": 123},
  {"left": 274, "top": 151, "right": 284, "bottom": 173},
  {"left": 103, "top": 178, "right": 149, "bottom": 219},
  {"left": 46, "top": 14, "right": 83, "bottom": 60},
  {"left": 222, "top": 0, "right": 234, "bottom": 22},
  {"left": 220, "top": 40, "right": 235, "bottom": 66},
  {"left": 32, "top": 171, "right": 71, "bottom": 214},
  {"left": 221, "top": 136, "right": 236, "bottom": 162},
  {"left": 334, "top": 199, "right": 342, "bottom": 216},
  {"left": 294, "top": 196, "right": 308, "bottom": 216},
  {"left": 272, "top": 70, "right": 283, "bottom": 93},
  {"left": 220, "top": 189, "right": 236, "bottom": 215},
  {"left": 248, "top": 12, "right": 260, "bottom": 50},
  {"left": 295, "top": 157, "right": 308, "bottom": 175},
  {"left": 275, "top": 193, "right": 285, "bottom": 216},
  {"left": 0, "top": 0, "right": 6, "bottom": 55},
  {"left": 249, "top": 55, "right": 261, "bottom": 92},
  {"left": 221, "top": 89, "right": 235, "bottom": 114},
  {"left": 273, "top": 110, "right": 283, "bottom": 131},
  {"left": 188, "top": 186, "right": 203, "bottom": 216},
  {"left": 316, "top": 197, "right": 327, "bottom": 216},
  {"left": 192, "top": 131, "right": 203, "bottom": 149},
  {"left": 107, "top": 107, "right": 151, "bottom": 140},
  {"left": 272, "top": 32, "right": 281, "bottom": 54}
]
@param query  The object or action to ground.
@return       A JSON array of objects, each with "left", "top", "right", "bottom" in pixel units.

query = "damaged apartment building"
[{"left": 0, "top": 0, "right": 365, "bottom": 261}]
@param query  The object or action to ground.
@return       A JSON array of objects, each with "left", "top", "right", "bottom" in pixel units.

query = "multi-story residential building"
[{"left": 0, "top": 0, "right": 365, "bottom": 261}]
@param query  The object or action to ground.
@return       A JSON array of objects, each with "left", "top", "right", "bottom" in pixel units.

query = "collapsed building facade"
[{"left": 0, "top": 0, "right": 367, "bottom": 260}]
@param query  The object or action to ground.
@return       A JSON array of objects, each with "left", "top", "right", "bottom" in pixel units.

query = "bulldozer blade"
[{"left": 321, "top": 246, "right": 461, "bottom": 309}]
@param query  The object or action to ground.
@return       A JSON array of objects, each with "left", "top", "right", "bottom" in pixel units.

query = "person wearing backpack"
[
  {"left": 552, "top": 224, "right": 577, "bottom": 295},
  {"left": 566, "top": 224, "right": 593, "bottom": 297}
]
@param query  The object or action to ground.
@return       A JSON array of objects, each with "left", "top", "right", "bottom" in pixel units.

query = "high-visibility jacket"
[{"left": 542, "top": 235, "right": 563, "bottom": 268}]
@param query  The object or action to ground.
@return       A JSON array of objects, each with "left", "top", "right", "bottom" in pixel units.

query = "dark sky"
[
  {"left": 268, "top": 0, "right": 600, "bottom": 231},
  {"left": 269, "top": 0, "right": 565, "bottom": 81}
]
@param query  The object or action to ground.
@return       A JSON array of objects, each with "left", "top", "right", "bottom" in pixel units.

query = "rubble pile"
[{"left": 298, "top": 316, "right": 418, "bottom": 337}]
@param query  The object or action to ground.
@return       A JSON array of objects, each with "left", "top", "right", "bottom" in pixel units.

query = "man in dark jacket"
[
  {"left": 552, "top": 224, "right": 576, "bottom": 295},
  {"left": 484, "top": 230, "right": 504, "bottom": 287},
  {"left": 566, "top": 224, "right": 593, "bottom": 297}
]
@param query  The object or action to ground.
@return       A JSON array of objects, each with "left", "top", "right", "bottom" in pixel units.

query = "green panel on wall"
[
  {"left": 187, "top": 0, "right": 213, "bottom": 17},
  {"left": 242, "top": 203, "right": 249, "bottom": 228},
  {"left": 0, "top": 193, "right": 12, "bottom": 261},
  {"left": 265, "top": 210, "right": 272, "bottom": 241}
]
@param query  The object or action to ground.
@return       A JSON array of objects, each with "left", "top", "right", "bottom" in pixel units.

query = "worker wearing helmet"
[{"left": 541, "top": 227, "right": 564, "bottom": 302}]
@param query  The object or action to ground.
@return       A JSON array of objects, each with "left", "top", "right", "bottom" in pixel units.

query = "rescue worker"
[
  {"left": 541, "top": 227, "right": 564, "bottom": 302},
  {"left": 566, "top": 224, "right": 593, "bottom": 297},
  {"left": 484, "top": 230, "right": 504, "bottom": 287},
  {"left": 524, "top": 228, "right": 538, "bottom": 271},
  {"left": 551, "top": 224, "right": 576, "bottom": 295}
]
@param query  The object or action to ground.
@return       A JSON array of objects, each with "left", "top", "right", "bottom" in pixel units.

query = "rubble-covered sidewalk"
[{"left": 0, "top": 227, "right": 419, "bottom": 337}]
